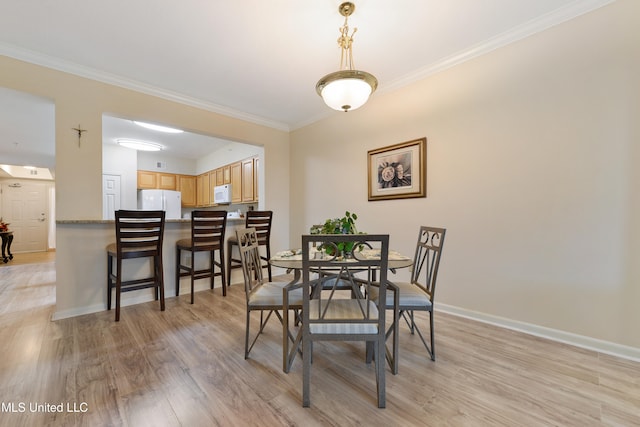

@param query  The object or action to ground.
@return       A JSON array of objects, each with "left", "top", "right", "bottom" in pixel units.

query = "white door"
[
  {"left": 1, "top": 182, "right": 48, "bottom": 253},
  {"left": 102, "top": 174, "right": 121, "bottom": 220}
]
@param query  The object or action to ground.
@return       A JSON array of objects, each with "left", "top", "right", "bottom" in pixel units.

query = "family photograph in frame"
[{"left": 367, "top": 137, "right": 426, "bottom": 201}]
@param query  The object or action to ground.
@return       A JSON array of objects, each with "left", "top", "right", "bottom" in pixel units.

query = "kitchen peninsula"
[{"left": 55, "top": 215, "right": 245, "bottom": 320}]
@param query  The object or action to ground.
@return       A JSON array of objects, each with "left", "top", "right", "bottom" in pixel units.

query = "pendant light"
[{"left": 316, "top": 2, "right": 378, "bottom": 112}]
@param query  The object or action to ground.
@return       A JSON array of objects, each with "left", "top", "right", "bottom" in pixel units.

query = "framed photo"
[{"left": 367, "top": 137, "right": 426, "bottom": 201}]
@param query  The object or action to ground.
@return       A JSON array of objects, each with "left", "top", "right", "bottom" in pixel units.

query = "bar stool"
[
  {"left": 226, "top": 210, "right": 273, "bottom": 289},
  {"left": 176, "top": 210, "right": 227, "bottom": 303},
  {"left": 107, "top": 210, "right": 166, "bottom": 321}
]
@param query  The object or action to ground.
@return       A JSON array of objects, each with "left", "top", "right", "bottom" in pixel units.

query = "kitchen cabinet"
[
  {"left": 230, "top": 162, "right": 242, "bottom": 204},
  {"left": 137, "top": 170, "right": 176, "bottom": 190},
  {"left": 137, "top": 170, "right": 157, "bottom": 189},
  {"left": 223, "top": 165, "right": 231, "bottom": 184},
  {"left": 196, "top": 171, "right": 211, "bottom": 207},
  {"left": 242, "top": 158, "right": 255, "bottom": 202},
  {"left": 209, "top": 171, "right": 217, "bottom": 204},
  {"left": 215, "top": 168, "right": 224, "bottom": 186},
  {"left": 253, "top": 157, "right": 259, "bottom": 202},
  {"left": 157, "top": 173, "right": 177, "bottom": 190},
  {"left": 177, "top": 175, "right": 196, "bottom": 207}
]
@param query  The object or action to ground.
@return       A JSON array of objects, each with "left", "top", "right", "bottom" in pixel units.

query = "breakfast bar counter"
[{"left": 54, "top": 216, "right": 245, "bottom": 320}]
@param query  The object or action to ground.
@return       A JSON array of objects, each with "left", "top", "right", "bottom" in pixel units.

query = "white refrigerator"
[{"left": 137, "top": 189, "right": 182, "bottom": 219}]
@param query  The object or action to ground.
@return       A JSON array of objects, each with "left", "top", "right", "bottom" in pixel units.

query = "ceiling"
[{"left": 0, "top": 0, "right": 613, "bottom": 173}]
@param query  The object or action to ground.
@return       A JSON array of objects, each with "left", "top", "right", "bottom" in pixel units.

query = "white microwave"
[{"left": 214, "top": 184, "right": 231, "bottom": 204}]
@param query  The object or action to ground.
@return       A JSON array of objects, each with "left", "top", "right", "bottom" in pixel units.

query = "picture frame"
[{"left": 367, "top": 137, "right": 426, "bottom": 201}]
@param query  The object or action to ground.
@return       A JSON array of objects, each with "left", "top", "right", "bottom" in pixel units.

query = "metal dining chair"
[
  {"left": 299, "top": 234, "right": 390, "bottom": 408},
  {"left": 371, "top": 226, "right": 446, "bottom": 374},
  {"left": 236, "top": 227, "right": 303, "bottom": 370}
]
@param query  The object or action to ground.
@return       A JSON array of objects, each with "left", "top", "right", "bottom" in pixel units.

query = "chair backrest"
[
  {"left": 411, "top": 226, "right": 446, "bottom": 301},
  {"left": 236, "top": 228, "right": 264, "bottom": 295},
  {"left": 114, "top": 210, "right": 165, "bottom": 259},
  {"left": 301, "top": 234, "right": 389, "bottom": 335},
  {"left": 190, "top": 210, "right": 227, "bottom": 250},
  {"left": 245, "top": 210, "right": 272, "bottom": 246}
]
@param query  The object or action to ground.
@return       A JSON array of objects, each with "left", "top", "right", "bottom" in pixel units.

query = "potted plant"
[
  {"left": 310, "top": 211, "right": 363, "bottom": 256},
  {"left": 0, "top": 217, "right": 9, "bottom": 232}
]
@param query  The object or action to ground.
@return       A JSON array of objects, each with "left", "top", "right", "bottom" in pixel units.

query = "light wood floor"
[{"left": 0, "top": 260, "right": 638, "bottom": 426}]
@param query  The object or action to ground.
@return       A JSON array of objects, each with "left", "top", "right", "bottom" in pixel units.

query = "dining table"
[{"left": 270, "top": 246, "right": 413, "bottom": 285}]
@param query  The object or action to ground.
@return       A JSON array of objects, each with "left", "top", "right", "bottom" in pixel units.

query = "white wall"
[
  {"left": 137, "top": 150, "right": 197, "bottom": 175},
  {"left": 290, "top": 0, "right": 640, "bottom": 353}
]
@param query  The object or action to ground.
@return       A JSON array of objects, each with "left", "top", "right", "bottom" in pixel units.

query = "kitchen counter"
[{"left": 54, "top": 216, "right": 246, "bottom": 320}]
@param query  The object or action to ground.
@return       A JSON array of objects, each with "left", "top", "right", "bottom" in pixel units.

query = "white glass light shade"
[
  {"left": 316, "top": 70, "right": 378, "bottom": 112},
  {"left": 116, "top": 139, "right": 163, "bottom": 151}
]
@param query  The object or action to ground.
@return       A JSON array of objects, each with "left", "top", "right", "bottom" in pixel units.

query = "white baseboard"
[{"left": 437, "top": 303, "right": 640, "bottom": 363}]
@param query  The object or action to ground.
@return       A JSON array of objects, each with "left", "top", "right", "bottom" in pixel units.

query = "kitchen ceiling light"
[
  {"left": 316, "top": 2, "right": 378, "bottom": 112},
  {"left": 116, "top": 139, "right": 163, "bottom": 151},
  {"left": 133, "top": 121, "right": 183, "bottom": 134}
]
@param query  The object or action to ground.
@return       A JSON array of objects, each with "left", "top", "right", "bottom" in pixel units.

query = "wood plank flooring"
[{"left": 0, "top": 258, "right": 638, "bottom": 426}]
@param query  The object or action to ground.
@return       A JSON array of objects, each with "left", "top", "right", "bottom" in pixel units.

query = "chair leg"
[
  {"left": 226, "top": 240, "right": 233, "bottom": 289},
  {"left": 219, "top": 247, "right": 226, "bottom": 297},
  {"left": 157, "top": 254, "right": 165, "bottom": 311},
  {"left": 175, "top": 248, "right": 181, "bottom": 298},
  {"left": 302, "top": 329, "right": 311, "bottom": 407},
  {"left": 245, "top": 309, "right": 251, "bottom": 359},
  {"left": 190, "top": 250, "right": 195, "bottom": 304},
  {"left": 115, "top": 258, "right": 122, "bottom": 322},
  {"left": 209, "top": 250, "right": 215, "bottom": 290},
  {"left": 429, "top": 310, "right": 435, "bottom": 361},
  {"left": 377, "top": 338, "right": 386, "bottom": 408},
  {"left": 107, "top": 254, "right": 113, "bottom": 310}
]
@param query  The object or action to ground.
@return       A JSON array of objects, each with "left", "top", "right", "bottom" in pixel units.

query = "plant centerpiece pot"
[
  {"left": 0, "top": 217, "right": 9, "bottom": 232},
  {"left": 309, "top": 211, "right": 363, "bottom": 257}
]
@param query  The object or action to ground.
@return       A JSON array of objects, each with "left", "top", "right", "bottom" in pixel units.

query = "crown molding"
[
  {"left": 0, "top": 42, "right": 290, "bottom": 132},
  {"left": 1, "top": 0, "right": 614, "bottom": 132},
  {"left": 380, "top": 0, "right": 616, "bottom": 94}
]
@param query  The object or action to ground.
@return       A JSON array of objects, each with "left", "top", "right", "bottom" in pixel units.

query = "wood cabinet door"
[
  {"left": 242, "top": 158, "right": 255, "bottom": 202},
  {"left": 223, "top": 165, "right": 231, "bottom": 184},
  {"left": 253, "top": 157, "right": 259, "bottom": 202},
  {"left": 230, "top": 162, "right": 242, "bottom": 203},
  {"left": 196, "top": 172, "right": 211, "bottom": 207},
  {"left": 137, "top": 170, "right": 157, "bottom": 189},
  {"left": 215, "top": 168, "right": 224, "bottom": 186},
  {"left": 157, "top": 173, "right": 177, "bottom": 190},
  {"left": 202, "top": 172, "right": 211, "bottom": 206},
  {"left": 178, "top": 175, "right": 196, "bottom": 207}
]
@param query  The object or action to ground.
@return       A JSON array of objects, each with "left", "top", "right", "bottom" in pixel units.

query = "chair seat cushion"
[
  {"left": 176, "top": 238, "right": 192, "bottom": 249},
  {"left": 308, "top": 299, "right": 379, "bottom": 334},
  {"left": 248, "top": 282, "right": 303, "bottom": 307},
  {"left": 106, "top": 243, "right": 159, "bottom": 257},
  {"left": 371, "top": 281, "right": 432, "bottom": 309},
  {"left": 177, "top": 238, "right": 220, "bottom": 251}
]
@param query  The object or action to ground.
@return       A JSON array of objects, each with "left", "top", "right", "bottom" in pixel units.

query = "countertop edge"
[{"left": 57, "top": 217, "right": 245, "bottom": 225}]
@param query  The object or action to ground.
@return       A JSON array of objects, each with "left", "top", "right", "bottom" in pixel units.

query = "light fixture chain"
[{"left": 338, "top": 16, "right": 357, "bottom": 71}]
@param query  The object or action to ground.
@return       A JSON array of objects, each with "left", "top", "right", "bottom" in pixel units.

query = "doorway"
[{"left": 0, "top": 181, "right": 49, "bottom": 252}]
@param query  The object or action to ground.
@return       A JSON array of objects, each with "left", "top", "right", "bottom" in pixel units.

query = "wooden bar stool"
[
  {"left": 176, "top": 210, "right": 227, "bottom": 303},
  {"left": 107, "top": 210, "right": 166, "bottom": 321},
  {"left": 226, "top": 210, "right": 273, "bottom": 289}
]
